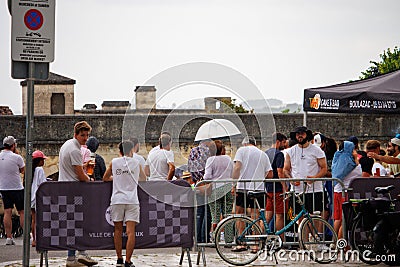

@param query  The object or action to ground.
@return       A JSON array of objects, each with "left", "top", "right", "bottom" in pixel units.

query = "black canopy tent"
[{"left": 303, "top": 70, "right": 400, "bottom": 116}]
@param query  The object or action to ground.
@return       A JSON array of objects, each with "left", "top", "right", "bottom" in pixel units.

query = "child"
[
  {"left": 103, "top": 140, "right": 146, "bottom": 267},
  {"left": 31, "top": 150, "right": 48, "bottom": 247}
]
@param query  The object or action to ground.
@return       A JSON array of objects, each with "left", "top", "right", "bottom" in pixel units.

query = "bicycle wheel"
[
  {"left": 214, "top": 216, "right": 263, "bottom": 266},
  {"left": 298, "top": 216, "right": 338, "bottom": 264},
  {"left": 350, "top": 216, "right": 380, "bottom": 265}
]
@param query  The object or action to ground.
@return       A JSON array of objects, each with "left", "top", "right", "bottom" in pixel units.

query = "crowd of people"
[{"left": 1, "top": 120, "right": 400, "bottom": 266}]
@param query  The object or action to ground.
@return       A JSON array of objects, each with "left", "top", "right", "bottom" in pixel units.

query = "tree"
[{"left": 360, "top": 46, "right": 400, "bottom": 79}]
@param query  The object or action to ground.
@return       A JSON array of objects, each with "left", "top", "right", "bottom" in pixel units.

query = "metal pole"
[
  {"left": 23, "top": 62, "right": 35, "bottom": 267},
  {"left": 303, "top": 111, "right": 308, "bottom": 126}
]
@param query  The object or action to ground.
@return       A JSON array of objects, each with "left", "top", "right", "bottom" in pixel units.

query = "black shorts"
[
  {"left": 294, "top": 191, "right": 329, "bottom": 214},
  {"left": 0, "top": 189, "right": 25, "bottom": 210},
  {"left": 235, "top": 191, "right": 266, "bottom": 209}
]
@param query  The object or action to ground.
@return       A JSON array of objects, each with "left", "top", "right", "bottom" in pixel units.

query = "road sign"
[
  {"left": 11, "top": 60, "right": 49, "bottom": 80},
  {"left": 11, "top": 0, "right": 55, "bottom": 63},
  {"left": 24, "top": 9, "right": 44, "bottom": 30}
]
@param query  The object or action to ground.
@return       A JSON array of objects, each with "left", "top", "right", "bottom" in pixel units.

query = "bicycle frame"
[{"left": 237, "top": 195, "right": 319, "bottom": 243}]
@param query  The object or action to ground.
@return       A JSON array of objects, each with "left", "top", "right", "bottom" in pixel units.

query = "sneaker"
[
  {"left": 124, "top": 261, "right": 135, "bottom": 267},
  {"left": 5, "top": 238, "right": 15, "bottom": 245},
  {"left": 77, "top": 254, "right": 98, "bottom": 266},
  {"left": 66, "top": 258, "right": 86, "bottom": 267},
  {"left": 116, "top": 258, "right": 124, "bottom": 267}
]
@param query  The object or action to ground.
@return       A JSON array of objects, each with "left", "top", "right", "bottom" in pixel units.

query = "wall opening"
[{"left": 51, "top": 93, "right": 65, "bottom": 114}]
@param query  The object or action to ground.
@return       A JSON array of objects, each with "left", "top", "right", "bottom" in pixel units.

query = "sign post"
[{"left": 10, "top": 1, "right": 55, "bottom": 266}]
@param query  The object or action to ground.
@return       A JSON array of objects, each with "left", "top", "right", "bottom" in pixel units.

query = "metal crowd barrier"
[{"left": 193, "top": 177, "right": 346, "bottom": 266}]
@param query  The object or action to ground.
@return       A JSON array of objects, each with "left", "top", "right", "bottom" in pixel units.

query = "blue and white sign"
[{"left": 11, "top": 0, "right": 55, "bottom": 62}]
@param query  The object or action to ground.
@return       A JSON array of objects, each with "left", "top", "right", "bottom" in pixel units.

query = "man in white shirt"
[
  {"left": 148, "top": 131, "right": 171, "bottom": 156},
  {"left": 131, "top": 137, "right": 145, "bottom": 169},
  {"left": 231, "top": 136, "right": 272, "bottom": 252},
  {"left": 58, "top": 121, "right": 97, "bottom": 267},
  {"left": 233, "top": 136, "right": 272, "bottom": 215},
  {"left": 103, "top": 140, "right": 146, "bottom": 267},
  {"left": 283, "top": 126, "right": 328, "bottom": 214},
  {"left": 145, "top": 133, "right": 175, "bottom": 180},
  {"left": 0, "top": 136, "right": 25, "bottom": 245}
]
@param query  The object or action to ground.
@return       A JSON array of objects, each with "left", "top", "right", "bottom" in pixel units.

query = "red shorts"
[
  {"left": 333, "top": 192, "right": 348, "bottom": 220},
  {"left": 265, "top": 192, "right": 286, "bottom": 214}
]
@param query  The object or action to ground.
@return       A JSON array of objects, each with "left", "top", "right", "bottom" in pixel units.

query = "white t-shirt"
[
  {"left": 145, "top": 149, "right": 174, "bottom": 181},
  {"left": 110, "top": 156, "right": 140, "bottom": 205},
  {"left": 372, "top": 162, "right": 389, "bottom": 177},
  {"left": 148, "top": 145, "right": 160, "bottom": 155},
  {"left": 132, "top": 153, "right": 146, "bottom": 169},
  {"left": 0, "top": 150, "right": 25, "bottom": 190},
  {"left": 234, "top": 145, "right": 272, "bottom": 191},
  {"left": 286, "top": 144, "right": 326, "bottom": 193},
  {"left": 31, "top": 167, "right": 47, "bottom": 208},
  {"left": 58, "top": 139, "right": 83, "bottom": 182},
  {"left": 204, "top": 155, "right": 233, "bottom": 189},
  {"left": 334, "top": 165, "right": 362, "bottom": 192}
]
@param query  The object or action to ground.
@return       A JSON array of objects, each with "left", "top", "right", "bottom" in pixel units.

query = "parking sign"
[{"left": 11, "top": 0, "right": 55, "bottom": 62}]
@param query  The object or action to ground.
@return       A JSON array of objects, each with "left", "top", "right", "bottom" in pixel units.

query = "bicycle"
[
  {"left": 349, "top": 185, "right": 400, "bottom": 265},
  {"left": 214, "top": 185, "right": 338, "bottom": 266}
]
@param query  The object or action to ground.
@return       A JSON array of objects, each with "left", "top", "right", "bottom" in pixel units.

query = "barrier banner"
[
  {"left": 36, "top": 180, "right": 194, "bottom": 251},
  {"left": 348, "top": 177, "right": 400, "bottom": 204}
]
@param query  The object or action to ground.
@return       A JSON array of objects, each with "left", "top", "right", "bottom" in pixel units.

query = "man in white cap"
[
  {"left": 0, "top": 136, "right": 25, "bottom": 245},
  {"left": 368, "top": 134, "right": 400, "bottom": 176}
]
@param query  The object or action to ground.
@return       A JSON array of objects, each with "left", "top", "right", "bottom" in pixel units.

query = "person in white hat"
[
  {"left": 0, "top": 136, "right": 25, "bottom": 245},
  {"left": 30, "top": 150, "right": 48, "bottom": 247}
]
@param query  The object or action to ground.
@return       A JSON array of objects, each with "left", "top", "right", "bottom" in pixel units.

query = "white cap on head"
[
  {"left": 391, "top": 137, "right": 400, "bottom": 146},
  {"left": 3, "top": 136, "right": 16, "bottom": 146},
  {"left": 314, "top": 134, "right": 322, "bottom": 147}
]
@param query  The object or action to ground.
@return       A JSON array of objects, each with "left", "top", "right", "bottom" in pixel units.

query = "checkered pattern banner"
[
  {"left": 347, "top": 178, "right": 400, "bottom": 201},
  {"left": 36, "top": 180, "right": 194, "bottom": 251}
]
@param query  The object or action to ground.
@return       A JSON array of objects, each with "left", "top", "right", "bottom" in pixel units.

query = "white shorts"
[{"left": 110, "top": 204, "right": 140, "bottom": 223}]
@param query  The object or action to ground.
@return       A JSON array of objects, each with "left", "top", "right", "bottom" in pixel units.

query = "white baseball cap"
[
  {"left": 3, "top": 136, "right": 16, "bottom": 146},
  {"left": 313, "top": 134, "right": 324, "bottom": 147}
]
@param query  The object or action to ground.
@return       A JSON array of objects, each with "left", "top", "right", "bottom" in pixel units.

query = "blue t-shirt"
[{"left": 265, "top": 148, "right": 284, "bottom": 192}]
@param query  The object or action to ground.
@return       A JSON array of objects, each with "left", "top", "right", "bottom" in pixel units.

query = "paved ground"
[{"left": 0, "top": 237, "right": 389, "bottom": 267}]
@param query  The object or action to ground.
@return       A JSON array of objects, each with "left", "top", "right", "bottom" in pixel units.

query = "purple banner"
[{"left": 36, "top": 180, "right": 194, "bottom": 251}]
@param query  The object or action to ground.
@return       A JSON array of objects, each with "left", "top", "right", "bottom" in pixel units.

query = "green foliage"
[
  {"left": 281, "top": 108, "right": 290, "bottom": 114},
  {"left": 220, "top": 99, "right": 250, "bottom": 113},
  {"left": 360, "top": 46, "right": 400, "bottom": 79}
]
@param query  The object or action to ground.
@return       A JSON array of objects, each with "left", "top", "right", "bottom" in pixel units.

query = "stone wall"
[{"left": 1, "top": 113, "right": 399, "bottom": 176}]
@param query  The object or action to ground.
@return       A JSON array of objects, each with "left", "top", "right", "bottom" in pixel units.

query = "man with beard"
[
  {"left": 367, "top": 134, "right": 400, "bottom": 177},
  {"left": 283, "top": 126, "right": 328, "bottom": 215}
]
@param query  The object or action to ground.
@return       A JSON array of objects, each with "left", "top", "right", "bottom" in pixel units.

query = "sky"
[{"left": 1, "top": 0, "right": 400, "bottom": 114}]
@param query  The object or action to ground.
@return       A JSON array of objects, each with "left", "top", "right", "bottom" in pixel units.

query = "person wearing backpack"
[{"left": 86, "top": 136, "right": 106, "bottom": 181}]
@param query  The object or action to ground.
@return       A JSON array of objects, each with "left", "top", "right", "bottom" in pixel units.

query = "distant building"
[
  {"left": 134, "top": 86, "right": 156, "bottom": 110},
  {"left": 20, "top": 72, "right": 75, "bottom": 115},
  {"left": 82, "top": 103, "right": 97, "bottom": 110},
  {"left": 101, "top": 101, "right": 130, "bottom": 111}
]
